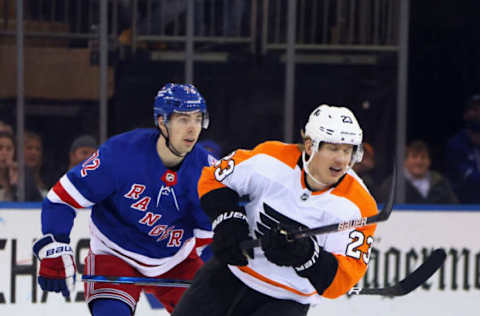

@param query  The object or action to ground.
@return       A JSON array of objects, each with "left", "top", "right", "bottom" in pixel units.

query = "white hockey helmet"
[{"left": 304, "top": 104, "right": 363, "bottom": 165}]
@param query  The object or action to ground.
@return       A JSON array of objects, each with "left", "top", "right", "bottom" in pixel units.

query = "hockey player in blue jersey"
[{"left": 32, "top": 83, "right": 216, "bottom": 315}]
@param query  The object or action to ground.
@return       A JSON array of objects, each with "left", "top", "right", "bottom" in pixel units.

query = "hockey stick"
[
  {"left": 81, "top": 275, "right": 191, "bottom": 288},
  {"left": 348, "top": 248, "right": 447, "bottom": 296},
  {"left": 81, "top": 248, "right": 445, "bottom": 296},
  {"left": 239, "top": 164, "right": 397, "bottom": 250}
]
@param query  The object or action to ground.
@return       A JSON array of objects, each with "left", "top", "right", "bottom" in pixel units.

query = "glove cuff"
[
  {"left": 33, "top": 234, "right": 74, "bottom": 260},
  {"left": 294, "top": 239, "right": 320, "bottom": 272},
  {"left": 294, "top": 246, "right": 339, "bottom": 294},
  {"left": 212, "top": 210, "right": 248, "bottom": 231}
]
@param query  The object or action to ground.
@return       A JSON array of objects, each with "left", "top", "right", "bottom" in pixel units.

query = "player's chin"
[
  {"left": 325, "top": 173, "right": 343, "bottom": 185},
  {"left": 180, "top": 144, "right": 195, "bottom": 155}
]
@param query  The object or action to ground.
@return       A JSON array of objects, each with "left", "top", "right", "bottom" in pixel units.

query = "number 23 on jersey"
[
  {"left": 346, "top": 230, "right": 374, "bottom": 264},
  {"left": 214, "top": 151, "right": 236, "bottom": 181}
]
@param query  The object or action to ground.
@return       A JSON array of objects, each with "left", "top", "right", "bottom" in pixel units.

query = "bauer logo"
[{"left": 45, "top": 245, "right": 73, "bottom": 257}]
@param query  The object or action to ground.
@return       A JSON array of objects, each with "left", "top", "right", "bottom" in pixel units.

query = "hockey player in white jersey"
[
  {"left": 32, "top": 83, "right": 216, "bottom": 315},
  {"left": 173, "top": 104, "right": 378, "bottom": 316}
]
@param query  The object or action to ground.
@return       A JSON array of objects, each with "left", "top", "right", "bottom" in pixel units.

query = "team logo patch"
[
  {"left": 255, "top": 202, "right": 308, "bottom": 240},
  {"left": 161, "top": 170, "right": 178, "bottom": 187}
]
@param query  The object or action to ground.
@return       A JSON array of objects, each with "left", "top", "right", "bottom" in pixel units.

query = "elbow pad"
[{"left": 200, "top": 187, "right": 241, "bottom": 221}]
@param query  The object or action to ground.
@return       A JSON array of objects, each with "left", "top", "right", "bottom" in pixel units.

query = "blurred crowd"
[
  {"left": 356, "top": 94, "right": 480, "bottom": 205},
  {"left": 0, "top": 121, "right": 98, "bottom": 202},
  {"left": 0, "top": 0, "right": 479, "bottom": 205},
  {"left": 1, "top": 93, "right": 479, "bottom": 204}
]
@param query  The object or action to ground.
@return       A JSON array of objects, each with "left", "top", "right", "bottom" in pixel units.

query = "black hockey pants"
[{"left": 172, "top": 259, "right": 309, "bottom": 316}]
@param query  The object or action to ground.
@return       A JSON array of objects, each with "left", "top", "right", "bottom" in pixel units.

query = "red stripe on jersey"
[
  {"left": 195, "top": 237, "right": 212, "bottom": 248},
  {"left": 52, "top": 181, "right": 83, "bottom": 209}
]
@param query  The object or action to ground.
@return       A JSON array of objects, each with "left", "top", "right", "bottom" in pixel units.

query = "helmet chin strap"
[
  {"left": 302, "top": 150, "right": 329, "bottom": 188},
  {"left": 159, "top": 126, "right": 188, "bottom": 158}
]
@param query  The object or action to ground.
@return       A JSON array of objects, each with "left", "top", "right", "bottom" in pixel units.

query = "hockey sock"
[{"left": 91, "top": 298, "right": 132, "bottom": 316}]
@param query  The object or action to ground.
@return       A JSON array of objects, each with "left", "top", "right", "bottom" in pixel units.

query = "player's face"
[
  {"left": 309, "top": 142, "right": 353, "bottom": 185},
  {"left": 167, "top": 111, "right": 203, "bottom": 154}
]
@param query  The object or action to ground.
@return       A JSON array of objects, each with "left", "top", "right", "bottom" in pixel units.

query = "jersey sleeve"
[
  {"left": 189, "top": 197, "right": 213, "bottom": 247},
  {"left": 186, "top": 149, "right": 217, "bottom": 247},
  {"left": 41, "top": 143, "right": 116, "bottom": 241},
  {"left": 197, "top": 149, "right": 255, "bottom": 199},
  {"left": 198, "top": 141, "right": 299, "bottom": 199},
  {"left": 321, "top": 176, "right": 378, "bottom": 298},
  {"left": 197, "top": 146, "right": 267, "bottom": 222}
]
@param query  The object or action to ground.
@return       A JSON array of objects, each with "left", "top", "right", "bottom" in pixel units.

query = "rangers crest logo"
[{"left": 161, "top": 170, "right": 178, "bottom": 187}]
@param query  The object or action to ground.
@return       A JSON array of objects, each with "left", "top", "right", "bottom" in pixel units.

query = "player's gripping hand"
[
  {"left": 261, "top": 225, "right": 321, "bottom": 271},
  {"left": 211, "top": 209, "right": 254, "bottom": 266},
  {"left": 33, "top": 234, "right": 76, "bottom": 298}
]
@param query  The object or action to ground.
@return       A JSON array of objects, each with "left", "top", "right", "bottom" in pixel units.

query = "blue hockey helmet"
[{"left": 153, "top": 83, "right": 209, "bottom": 129}]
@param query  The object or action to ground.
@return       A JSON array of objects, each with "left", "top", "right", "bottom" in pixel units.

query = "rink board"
[{"left": 0, "top": 204, "right": 478, "bottom": 316}]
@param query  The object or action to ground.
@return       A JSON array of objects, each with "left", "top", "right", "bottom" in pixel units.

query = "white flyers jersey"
[{"left": 198, "top": 141, "right": 378, "bottom": 305}]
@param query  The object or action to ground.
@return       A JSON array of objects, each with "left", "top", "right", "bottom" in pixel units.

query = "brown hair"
[
  {"left": 0, "top": 131, "right": 15, "bottom": 146},
  {"left": 406, "top": 140, "right": 430, "bottom": 157},
  {"left": 24, "top": 130, "right": 42, "bottom": 143}
]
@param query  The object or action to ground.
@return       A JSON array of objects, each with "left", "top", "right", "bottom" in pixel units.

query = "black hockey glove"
[
  {"left": 211, "top": 210, "right": 254, "bottom": 266},
  {"left": 261, "top": 225, "right": 339, "bottom": 294},
  {"left": 261, "top": 225, "right": 318, "bottom": 269}
]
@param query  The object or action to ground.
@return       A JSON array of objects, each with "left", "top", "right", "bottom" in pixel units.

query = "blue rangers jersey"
[{"left": 41, "top": 129, "right": 215, "bottom": 276}]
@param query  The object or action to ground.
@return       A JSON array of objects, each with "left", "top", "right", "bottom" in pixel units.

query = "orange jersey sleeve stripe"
[
  {"left": 321, "top": 174, "right": 377, "bottom": 298},
  {"left": 197, "top": 149, "right": 254, "bottom": 198},
  {"left": 331, "top": 173, "right": 378, "bottom": 218},
  {"left": 198, "top": 141, "right": 301, "bottom": 198},
  {"left": 237, "top": 266, "right": 318, "bottom": 297},
  {"left": 322, "top": 223, "right": 376, "bottom": 298},
  {"left": 250, "top": 141, "right": 301, "bottom": 169},
  {"left": 331, "top": 173, "right": 378, "bottom": 256},
  {"left": 197, "top": 166, "right": 226, "bottom": 198}
]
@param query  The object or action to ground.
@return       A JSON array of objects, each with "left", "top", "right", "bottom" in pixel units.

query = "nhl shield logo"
[{"left": 300, "top": 192, "right": 310, "bottom": 201}]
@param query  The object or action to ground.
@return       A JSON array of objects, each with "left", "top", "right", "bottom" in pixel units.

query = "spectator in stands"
[
  {"left": 0, "top": 121, "right": 13, "bottom": 135},
  {"left": 352, "top": 142, "right": 377, "bottom": 198},
  {"left": 378, "top": 140, "right": 458, "bottom": 204},
  {"left": 445, "top": 94, "right": 480, "bottom": 203},
  {"left": 68, "top": 134, "right": 98, "bottom": 170},
  {"left": 0, "top": 131, "right": 17, "bottom": 201},
  {"left": 0, "top": 131, "right": 42, "bottom": 201},
  {"left": 24, "top": 131, "right": 49, "bottom": 197}
]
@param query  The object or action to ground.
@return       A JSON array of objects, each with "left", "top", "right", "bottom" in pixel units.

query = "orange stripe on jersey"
[
  {"left": 322, "top": 223, "right": 376, "bottom": 298},
  {"left": 198, "top": 141, "right": 302, "bottom": 198},
  {"left": 237, "top": 266, "right": 318, "bottom": 297},
  {"left": 330, "top": 173, "right": 378, "bottom": 217},
  {"left": 197, "top": 166, "right": 227, "bottom": 198},
  {"left": 250, "top": 141, "right": 301, "bottom": 169},
  {"left": 321, "top": 173, "right": 378, "bottom": 298},
  {"left": 197, "top": 149, "right": 254, "bottom": 198},
  {"left": 300, "top": 171, "right": 330, "bottom": 195}
]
